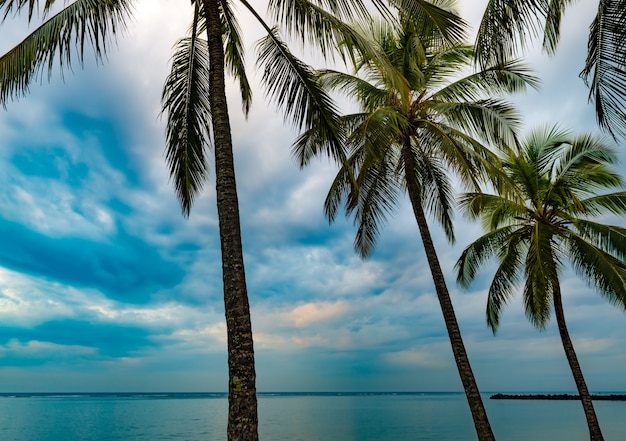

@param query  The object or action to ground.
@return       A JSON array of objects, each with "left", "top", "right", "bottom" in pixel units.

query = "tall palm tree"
[
  {"left": 456, "top": 125, "right": 626, "bottom": 441},
  {"left": 0, "top": 1, "right": 466, "bottom": 439},
  {"left": 474, "top": 0, "right": 626, "bottom": 139},
  {"left": 297, "top": 13, "right": 538, "bottom": 440}
]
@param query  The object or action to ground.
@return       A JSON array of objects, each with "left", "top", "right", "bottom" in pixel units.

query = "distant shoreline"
[{"left": 490, "top": 393, "right": 626, "bottom": 401}]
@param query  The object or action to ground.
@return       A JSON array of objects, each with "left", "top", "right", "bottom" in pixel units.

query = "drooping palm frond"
[
  {"left": 456, "top": 225, "right": 518, "bottom": 287},
  {"left": 161, "top": 6, "right": 211, "bottom": 216},
  {"left": 412, "top": 144, "right": 456, "bottom": 242},
  {"left": 0, "top": 0, "right": 134, "bottom": 105},
  {"left": 580, "top": 0, "right": 626, "bottom": 139},
  {"left": 256, "top": 27, "right": 343, "bottom": 162},
  {"left": 523, "top": 221, "right": 560, "bottom": 328},
  {"left": 542, "top": 0, "right": 575, "bottom": 54},
  {"left": 267, "top": 0, "right": 370, "bottom": 58},
  {"left": 486, "top": 229, "right": 526, "bottom": 331},
  {"left": 573, "top": 219, "right": 626, "bottom": 261},
  {"left": 566, "top": 229, "right": 626, "bottom": 309},
  {"left": 475, "top": 0, "right": 547, "bottom": 67}
]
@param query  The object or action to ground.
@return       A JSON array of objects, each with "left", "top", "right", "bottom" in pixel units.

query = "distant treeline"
[{"left": 491, "top": 394, "right": 626, "bottom": 401}]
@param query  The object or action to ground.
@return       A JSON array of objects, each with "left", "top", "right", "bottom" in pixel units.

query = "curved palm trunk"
[
  {"left": 553, "top": 285, "right": 604, "bottom": 441},
  {"left": 400, "top": 142, "right": 495, "bottom": 441},
  {"left": 203, "top": 1, "right": 258, "bottom": 439}
]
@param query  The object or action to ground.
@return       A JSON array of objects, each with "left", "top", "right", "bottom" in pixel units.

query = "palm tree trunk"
[
  {"left": 203, "top": 1, "right": 258, "bottom": 439},
  {"left": 400, "top": 142, "right": 495, "bottom": 441},
  {"left": 553, "top": 284, "right": 603, "bottom": 441}
]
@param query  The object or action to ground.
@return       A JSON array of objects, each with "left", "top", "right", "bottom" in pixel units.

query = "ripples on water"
[{"left": 0, "top": 392, "right": 624, "bottom": 440}]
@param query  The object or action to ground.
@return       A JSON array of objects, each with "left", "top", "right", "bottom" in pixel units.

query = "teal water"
[{"left": 0, "top": 392, "right": 624, "bottom": 440}]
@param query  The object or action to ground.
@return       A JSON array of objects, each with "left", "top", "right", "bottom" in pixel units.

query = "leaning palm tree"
[
  {"left": 474, "top": 0, "right": 626, "bottom": 139},
  {"left": 0, "top": 1, "right": 466, "bottom": 439},
  {"left": 456, "top": 125, "right": 626, "bottom": 441},
  {"left": 297, "top": 13, "right": 538, "bottom": 440}
]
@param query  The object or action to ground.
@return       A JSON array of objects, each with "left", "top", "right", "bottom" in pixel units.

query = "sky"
[{"left": 0, "top": 0, "right": 624, "bottom": 393}]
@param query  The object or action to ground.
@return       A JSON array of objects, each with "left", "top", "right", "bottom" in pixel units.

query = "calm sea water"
[{"left": 0, "top": 392, "right": 624, "bottom": 440}]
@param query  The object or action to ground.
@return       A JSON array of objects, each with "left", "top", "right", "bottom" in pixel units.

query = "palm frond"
[
  {"left": 0, "top": 0, "right": 134, "bottom": 105},
  {"left": 219, "top": 0, "right": 251, "bottom": 115},
  {"left": 0, "top": 0, "right": 57, "bottom": 22},
  {"left": 346, "top": 151, "right": 402, "bottom": 258},
  {"left": 256, "top": 27, "right": 343, "bottom": 162},
  {"left": 389, "top": 0, "right": 468, "bottom": 46},
  {"left": 573, "top": 219, "right": 626, "bottom": 261},
  {"left": 567, "top": 229, "right": 626, "bottom": 309},
  {"left": 455, "top": 225, "right": 518, "bottom": 288},
  {"left": 161, "top": 9, "right": 211, "bottom": 216},
  {"left": 523, "top": 221, "right": 559, "bottom": 329},
  {"left": 430, "top": 98, "right": 521, "bottom": 149},
  {"left": 475, "top": 0, "right": 547, "bottom": 68},
  {"left": 267, "top": 0, "right": 370, "bottom": 59},
  {"left": 412, "top": 144, "right": 455, "bottom": 242},
  {"left": 433, "top": 58, "right": 539, "bottom": 103},
  {"left": 576, "top": 192, "right": 626, "bottom": 217},
  {"left": 486, "top": 230, "right": 526, "bottom": 331},
  {"left": 542, "top": 0, "right": 575, "bottom": 54},
  {"left": 580, "top": 0, "right": 626, "bottom": 139}
]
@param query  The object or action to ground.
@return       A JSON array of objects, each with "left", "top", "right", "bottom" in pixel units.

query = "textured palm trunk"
[
  {"left": 203, "top": 1, "right": 259, "bottom": 439},
  {"left": 553, "top": 285, "right": 604, "bottom": 441},
  {"left": 401, "top": 142, "right": 495, "bottom": 441}
]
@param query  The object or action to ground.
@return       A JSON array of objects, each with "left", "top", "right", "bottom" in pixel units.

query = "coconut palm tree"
[
  {"left": 456, "top": 125, "right": 626, "bottom": 441},
  {"left": 474, "top": 0, "right": 626, "bottom": 139},
  {"left": 297, "top": 13, "right": 538, "bottom": 440},
  {"left": 0, "top": 1, "right": 466, "bottom": 439}
]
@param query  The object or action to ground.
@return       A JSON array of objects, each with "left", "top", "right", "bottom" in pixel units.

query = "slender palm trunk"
[
  {"left": 400, "top": 142, "right": 495, "bottom": 441},
  {"left": 203, "top": 1, "right": 258, "bottom": 439},
  {"left": 553, "top": 284, "right": 603, "bottom": 441}
]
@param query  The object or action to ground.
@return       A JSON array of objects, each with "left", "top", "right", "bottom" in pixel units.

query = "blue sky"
[{"left": 0, "top": 0, "right": 624, "bottom": 393}]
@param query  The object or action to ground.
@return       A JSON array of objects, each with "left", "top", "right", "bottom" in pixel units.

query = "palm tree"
[
  {"left": 0, "top": 1, "right": 466, "bottom": 439},
  {"left": 474, "top": 0, "right": 626, "bottom": 139},
  {"left": 297, "top": 13, "right": 538, "bottom": 440},
  {"left": 456, "top": 125, "right": 626, "bottom": 441}
]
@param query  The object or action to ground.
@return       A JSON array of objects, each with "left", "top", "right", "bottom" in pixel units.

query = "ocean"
[{"left": 0, "top": 392, "right": 624, "bottom": 440}]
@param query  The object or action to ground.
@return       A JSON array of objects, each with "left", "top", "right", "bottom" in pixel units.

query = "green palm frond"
[
  {"left": 219, "top": 0, "right": 251, "bottom": 115},
  {"left": 455, "top": 225, "right": 519, "bottom": 289},
  {"left": 475, "top": 0, "right": 547, "bottom": 67},
  {"left": 317, "top": 69, "right": 392, "bottom": 112},
  {"left": 346, "top": 151, "right": 401, "bottom": 258},
  {"left": 567, "top": 230, "right": 626, "bottom": 309},
  {"left": 0, "top": 0, "right": 57, "bottom": 21},
  {"left": 413, "top": 144, "right": 455, "bottom": 242},
  {"left": 267, "top": 0, "right": 370, "bottom": 58},
  {"left": 486, "top": 230, "right": 526, "bottom": 331},
  {"left": 161, "top": 8, "right": 211, "bottom": 216},
  {"left": 430, "top": 98, "right": 521, "bottom": 148},
  {"left": 580, "top": 0, "right": 626, "bottom": 139},
  {"left": 576, "top": 192, "right": 626, "bottom": 216},
  {"left": 542, "top": 0, "right": 575, "bottom": 54},
  {"left": 434, "top": 59, "right": 539, "bottom": 102},
  {"left": 256, "top": 27, "right": 342, "bottom": 162},
  {"left": 523, "top": 222, "right": 560, "bottom": 328},
  {"left": 0, "top": 0, "right": 134, "bottom": 105},
  {"left": 573, "top": 219, "right": 626, "bottom": 261}
]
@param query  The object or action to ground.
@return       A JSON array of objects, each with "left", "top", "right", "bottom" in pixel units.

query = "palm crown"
[
  {"left": 301, "top": 17, "right": 537, "bottom": 257},
  {"left": 456, "top": 125, "right": 626, "bottom": 331}
]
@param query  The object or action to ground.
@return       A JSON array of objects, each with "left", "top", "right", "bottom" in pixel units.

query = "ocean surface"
[{"left": 0, "top": 392, "right": 625, "bottom": 440}]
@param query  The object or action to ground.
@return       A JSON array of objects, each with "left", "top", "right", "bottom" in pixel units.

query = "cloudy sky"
[{"left": 0, "top": 0, "right": 624, "bottom": 393}]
